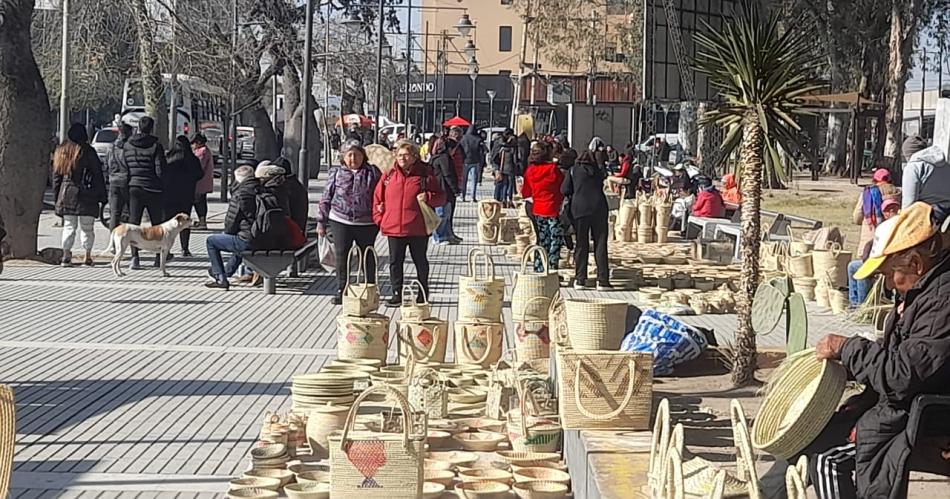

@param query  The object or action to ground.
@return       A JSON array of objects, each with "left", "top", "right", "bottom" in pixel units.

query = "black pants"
[
  {"left": 194, "top": 193, "right": 209, "bottom": 218},
  {"left": 388, "top": 236, "right": 429, "bottom": 299},
  {"left": 330, "top": 220, "right": 379, "bottom": 294},
  {"left": 128, "top": 187, "right": 164, "bottom": 259},
  {"left": 108, "top": 184, "right": 130, "bottom": 231},
  {"left": 166, "top": 197, "right": 193, "bottom": 254},
  {"left": 574, "top": 213, "right": 609, "bottom": 285}
]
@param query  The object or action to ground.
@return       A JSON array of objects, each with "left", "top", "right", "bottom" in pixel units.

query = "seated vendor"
[{"left": 773, "top": 202, "right": 950, "bottom": 498}]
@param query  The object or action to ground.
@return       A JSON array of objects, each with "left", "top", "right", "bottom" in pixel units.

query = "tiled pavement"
[{"left": 2, "top": 183, "right": 870, "bottom": 496}]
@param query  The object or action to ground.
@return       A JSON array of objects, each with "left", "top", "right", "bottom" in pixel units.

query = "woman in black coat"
[
  {"left": 53, "top": 123, "right": 107, "bottom": 267},
  {"left": 561, "top": 151, "right": 610, "bottom": 290},
  {"left": 163, "top": 135, "right": 203, "bottom": 256}
]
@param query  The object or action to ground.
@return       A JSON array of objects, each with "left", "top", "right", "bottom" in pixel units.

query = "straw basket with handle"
[
  {"left": 337, "top": 313, "right": 390, "bottom": 364},
  {"left": 399, "top": 280, "right": 431, "bottom": 322},
  {"left": 307, "top": 403, "right": 350, "bottom": 459},
  {"left": 458, "top": 249, "right": 505, "bottom": 321},
  {"left": 786, "top": 253, "right": 813, "bottom": 278},
  {"left": 478, "top": 200, "right": 503, "bottom": 222},
  {"left": 564, "top": 298, "right": 628, "bottom": 350},
  {"left": 511, "top": 246, "right": 561, "bottom": 322},
  {"left": 812, "top": 242, "right": 851, "bottom": 288},
  {"left": 329, "top": 385, "right": 425, "bottom": 497},
  {"left": 508, "top": 382, "right": 562, "bottom": 453},
  {"left": 397, "top": 318, "right": 448, "bottom": 364},
  {"left": 485, "top": 363, "right": 516, "bottom": 420},
  {"left": 342, "top": 246, "right": 380, "bottom": 316},
  {"left": 454, "top": 320, "right": 505, "bottom": 367},
  {"left": 408, "top": 368, "right": 448, "bottom": 420},
  {"left": 787, "top": 226, "right": 814, "bottom": 256},
  {"left": 751, "top": 349, "right": 847, "bottom": 460},
  {"left": 515, "top": 296, "right": 552, "bottom": 361},
  {"left": 556, "top": 350, "right": 653, "bottom": 430},
  {"left": 477, "top": 221, "right": 500, "bottom": 245}
]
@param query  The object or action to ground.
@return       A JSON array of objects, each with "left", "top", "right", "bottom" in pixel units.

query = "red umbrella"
[{"left": 443, "top": 116, "right": 471, "bottom": 127}]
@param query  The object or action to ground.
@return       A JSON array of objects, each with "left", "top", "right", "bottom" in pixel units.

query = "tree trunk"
[
  {"left": 0, "top": 0, "right": 54, "bottom": 258},
  {"left": 734, "top": 114, "right": 764, "bottom": 387},
  {"left": 242, "top": 105, "right": 279, "bottom": 162},
  {"left": 823, "top": 113, "right": 851, "bottom": 174},
  {"left": 281, "top": 65, "right": 322, "bottom": 178},
  {"left": 131, "top": 0, "right": 167, "bottom": 146},
  {"left": 883, "top": 1, "right": 923, "bottom": 163}
]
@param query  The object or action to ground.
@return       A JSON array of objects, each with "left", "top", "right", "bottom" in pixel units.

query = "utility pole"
[
  {"left": 324, "top": 0, "right": 332, "bottom": 164},
  {"left": 58, "top": 0, "right": 70, "bottom": 142},
  {"left": 511, "top": 0, "right": 532, "bottom": 128},
  {"left": 299, "top": 0, "right": 315, "bottom": 184},
  {"left": 168, "top": 0, "right": 178, "bottom": 145},
  {"left": 404, "top": 0, "right": 413, "bottom": 131},
  {"left": 422, "top": 21, "right": 430, "bottom": 132},
  {"left": 921, "top": 47, "right": 928, "bottom": 134},
  {"left": 373, "top": 0, "right": 385, "bottom": 143}
]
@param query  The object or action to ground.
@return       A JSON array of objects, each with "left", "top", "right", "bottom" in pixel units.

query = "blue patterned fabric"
[{"left": 620, "top": 309, "right": 709, "bottom": 376}]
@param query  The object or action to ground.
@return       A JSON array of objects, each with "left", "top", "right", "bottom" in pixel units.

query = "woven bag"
[
  {"left": 329, "top": 385, "right": 424, "bottom": 497},
  {"left": 511, "top": 246, "right": 561, "bottom": 323},
  {"left": 399, "top": 280, "right": 431, "bottom": 321},
  {"left": 454, "top": 320, "right": 504, "bottom": 367},
  {"left": 343, "top": 246, "right": 380, "bottom": 316},
  {"left": 397, "top": 318, "right": 448, "bottom": 364},
  {"left": 564, "top": 298, "right": 628, "bottom": 350},
  {"left": 337, "top": 313, "right": 391, "bottom": 364},
  {"left": 812, "top": 242, "right": 849, "bottom": 287},
  {"left": 514, "top": 296, "right": 552, "bottom": 361},
  {"left": 478, "top": 200, "right": 503, "bottom": 222},
  {"left": 499, "top": 217, "right": 520, "bottom": 244},
  {"left": 477, "top": 221, "right": 500, "bottom": 245},
  {"left": 485, "top": 364, "right": 516, "bottom": 420},
  {"left": 787, "top": 253, "right": 813, "bottom": 278},
  {"left": 508, "top": 383, "right": 561, "bottom": 453},
  {"left": 408, "top": 368, "right": 447, "bottom": 420},
  {"left": 556, "top": 350, "right": 653, "bottom": 430},
  {"left": 458, "top": 249, "right": 505, "bottom": 322}
]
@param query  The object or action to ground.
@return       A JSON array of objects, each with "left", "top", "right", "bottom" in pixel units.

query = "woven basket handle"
[
  {"left": 340, "top": 384, "right": 415, "bottom": 452},
  {"left": 459, "top": 323, "right": 498, "bottom": 365},
  {"left": 398, "top": 321, "right": 442, "bottom": 362},
  {"left": 572, "top": 358, "right": 640, "bottom": 421},
  {"left": 345, "top": 244, "right": 365, "bottom": 287},
  {"left": 658, "top": 446, "right": 685, "bottom": 499},
  {"left": 520, "top": 245, "right": 550, "bottom": 275},
  {"left": 401, "top": 279, "right": 429, "bottom": 307},
  {"left": 517, "top": 295, "right": 551, "bottom": 330},
  {"left": 648, "top": 398, "right": 671, "bottom": 486},
  {"left": 362, "top": 246, "right": 378, "bottom": 286},
  {"left": 468, "top": 248, "right": 496, "bottom": 281}
]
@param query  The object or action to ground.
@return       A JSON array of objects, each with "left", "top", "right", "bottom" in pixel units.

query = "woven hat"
[{"left": 854, "top": 202, "right": 937, "bottom": 279}]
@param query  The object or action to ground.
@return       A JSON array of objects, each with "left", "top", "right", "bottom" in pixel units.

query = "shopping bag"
[
  {"left": 318, "top": 235, "right": 335, "bottom": 272},
  {"left": 419, "top": 197, "right": 441, "bottom": 235},
  {"left": 621, "top": 309, "right": 709, "bottom": 376}
]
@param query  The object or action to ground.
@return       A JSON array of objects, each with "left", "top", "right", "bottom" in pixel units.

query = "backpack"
[{"left": 250, "top": 190, "right": 289, "bottom": 246}]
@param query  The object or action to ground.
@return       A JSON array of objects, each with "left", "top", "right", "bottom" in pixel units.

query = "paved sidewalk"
[{"left": 3, "top": 184, "right": 872, "bottom": 496}]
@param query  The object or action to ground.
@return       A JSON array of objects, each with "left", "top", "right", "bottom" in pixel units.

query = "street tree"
[
  {"left": 0, "top": 0, "right": 54, "bottom": 258},
  {"left": 694, "top": 3, "right": 823, "bottom": 386}
]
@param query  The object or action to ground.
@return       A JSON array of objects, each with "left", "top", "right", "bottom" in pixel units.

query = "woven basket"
[
  {"left": 508, "top": 384, "right": 562, "bottom": 453},
  {"left": 654, "top": 205, "right": 672, "bottom": 229},
  {"left": 306, "top": 403, "right": 349, "bottom": 459},
  {"left": 397, "top": 318, "right": 448, "bottom": 363},
  {"left": 637, "top": 226, "right": 655, "bottom": 244},
  {"left": 512, "top": 481, "right": 569, "bottom": 499},
  {"left": 342, "top": 246, "right": 380, "bottom": 316},
  {"left": 499, "top": 217, "right": 520, "bottom": 244},
  {"left": 454, "top": 321, "right": 505, "bottom": 367},
  {"left": 564, "top": 298, "right": 628, "bottom": 350},
  {"left": 512, "top": 246, "right": 561, "bottom": 323},
  {"left": 455, "top": 481, "right": 510, "bottom": 499},
  {"left": 336, "top": 313, "right": 390, "bottom": 364},
  {"left": 814, "top": 280, "right": 830, "bottom": 308},
  {"left": 812, "top": 242, "right": 851, "bottom": 288},
  {"left": 400, "top": 280, "right": 431, "bottom": 321},
  {"left": 786, "top": 253, "right": 813, "bottom": 278},
  {"left": 408, "top": 368, "right": 448, "bottom": 419},
  {"left": 638, "top": 202, "right": 655, "bottom": 227},
  {"left": 828, "top": 289, "right": 849, "bottom": 314},
  {"left": 459, "top": 249, "right": 505, "bottom": 322},
  {"left": 792, "top": 277, "right": 817, "bottom": 302},
  {"left": 479, "top": 200, "right": 503, "bottom": 222},
  {"left": 512, "top": 467, "right": 571, "bottom": 486},
  {"left": 617, "top": 202, "right": 637, "bottom": 242},
  {"left": 751, "top": 349, "right": 847, "bottom": 460},
  {"left": 329, "top": 385, "right": 425, "bottom": 497},
  {"left": 556, "top": 350, "right": 653, "bottom": 430},
  {"left": 515, "top": 296, "right": 553, "bottom": 361},
  {"left": 478, "top": 221, "right": 500, "bottom": 245},
  {"left": 655, "top": 226, "right": 670, "bottom": 244}
]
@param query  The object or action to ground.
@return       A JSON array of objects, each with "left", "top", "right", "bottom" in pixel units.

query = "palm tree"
[{"left": 694, "top": 3, "right": 823, "bottom": 386}]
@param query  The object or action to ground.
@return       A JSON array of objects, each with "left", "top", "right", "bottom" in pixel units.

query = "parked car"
[
  {"left": 92, "top": 127, "right": 118, "bottom": 164},
  {"left": 237, "top": 126, "right": 255, "bottom": 160}
]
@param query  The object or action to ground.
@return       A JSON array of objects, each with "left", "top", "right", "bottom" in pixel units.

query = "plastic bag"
[
  {"left": 318, "top": 235, "right": 335, "bottom": 272},
  {"left": 620, "top": 309, "right": 708, "bottom": 376}
]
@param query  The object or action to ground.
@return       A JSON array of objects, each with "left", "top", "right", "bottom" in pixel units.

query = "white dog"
[{"left": 106, "top": 213, "right": 192, "bottom": 277}]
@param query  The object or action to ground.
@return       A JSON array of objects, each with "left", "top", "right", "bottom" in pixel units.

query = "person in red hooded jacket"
[
  {"left": 374, "top": 140, "right": 446, "bottom": 305},
  {"left": 691, "top": 176, "right": 726, "bottom": 218},
  {"left": 521, "top": 141, "right": 566, "bottom": 270}
]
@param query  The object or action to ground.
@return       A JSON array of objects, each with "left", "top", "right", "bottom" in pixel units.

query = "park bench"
[{"left": 240, "top": 237, "right": 320, "bottom": 295}]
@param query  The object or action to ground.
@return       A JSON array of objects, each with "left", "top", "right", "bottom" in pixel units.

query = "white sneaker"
[{"left": 437, "top": 240, "right": 450, "bottom": 246}]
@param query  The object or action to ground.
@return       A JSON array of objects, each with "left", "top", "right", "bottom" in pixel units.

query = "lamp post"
[
  {"left": 468, "top": 56, "right": 479, "bottom": 125},
  {"left": 58, "top": 0, "right": 70, "bottom": 142},
  {"left": 372, "top": 0, "right": 385, "bottom": 144},
  {"left": 298, "top": 0, "right": 315, "bottom": 185},
  {"left": 486, "top": 89, "right": 496, "bottom": 129},
  {"left": 404, "top": 0, "right": 412, "bottom": 132}
]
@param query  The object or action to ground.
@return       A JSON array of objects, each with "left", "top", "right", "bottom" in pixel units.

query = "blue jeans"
[
  {"left": 493, "top": 174, "right": 509, "bottom": 202},
  {"left": 207, "top": 234, "right": 251, "bottom": 279},
  {"left": 434, "top": 198, "right": 457, "bottom": 242},
  {"left": 463, "top": 163, "right": 480, "bottom": 200},
  {"left": 848, "top": 259, "right": 869, "bottom": 307}
]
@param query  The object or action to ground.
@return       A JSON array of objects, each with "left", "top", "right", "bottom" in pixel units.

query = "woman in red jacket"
[
  {"left": 373, "top": 140, "right": 446, "bottom": 305},
  {"left": 521, "top": 142, "right": 566, "bottom": 271},
  {"left": 691, "top": 176, "right": 726, "bottom": 218}
]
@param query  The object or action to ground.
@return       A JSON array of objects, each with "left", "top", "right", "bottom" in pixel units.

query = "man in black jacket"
[
  {"left": 123, "top": 116, "right": 166, "bottom": 269},
  {"left": 430, "top": 136, "right": 460, "bottom": 245},
  {"left": 107, "top": 123, "right": 133, "bottom": 231},
  {"left": 205, "top": 165, "right": 259, "bottom": 290},
  {"left": 271, "top": 157, "right": 309, "bottom": 232},
  {"left": 459, "top": 125, "right": 483, "bottom": 202},
  {"left": 787, "top": 202, "right": 950, "bottom": 498}
]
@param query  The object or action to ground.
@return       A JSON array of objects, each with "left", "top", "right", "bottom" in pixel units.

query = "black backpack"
[{"left": 250, "top": 190, "right": 289, "bottom": 246}]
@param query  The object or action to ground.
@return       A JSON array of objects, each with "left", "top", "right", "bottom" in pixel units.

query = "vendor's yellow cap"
[{"left": 854, "top": 202, "right": 937, "bottom": 280}]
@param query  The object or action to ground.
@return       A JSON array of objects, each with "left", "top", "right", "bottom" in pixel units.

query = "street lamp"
[
  {"left": 298, "top": 0, "right": 316, "bottom": 185},
  {"left": 455, "top": 13, "right": 474, "bottom": 36},
  {"left": 486, "top": 89, "right": 496, "bottom": 129},
  {"left": 463, "top": 39, "right": 476, "bottom": 59},
  {"left": 468, "top": 56, "right": 479, "bottom": 125}
]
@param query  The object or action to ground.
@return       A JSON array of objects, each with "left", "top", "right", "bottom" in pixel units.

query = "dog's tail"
[{"left": 101, "top": 228, "right": 117, "bottom": 257}]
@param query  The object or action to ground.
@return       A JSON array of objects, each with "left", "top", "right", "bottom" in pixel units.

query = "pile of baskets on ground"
[
  {"left": 229, "top": 246, "right": 657, "bottom": 498},
  {"left": 762, "top": 237, "right": 853, "bottom": 314},
  {"left": 613, "top": 192, "right": 674, "bottom": 244}
]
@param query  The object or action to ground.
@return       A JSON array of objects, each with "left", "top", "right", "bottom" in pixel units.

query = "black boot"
[{"left": 205, "top": 277, "right": 229, "bottom": 290}]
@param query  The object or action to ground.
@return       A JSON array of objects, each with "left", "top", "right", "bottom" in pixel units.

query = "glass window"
[{"left": 499, "top": 26, "right": 513, "bottom": 52}]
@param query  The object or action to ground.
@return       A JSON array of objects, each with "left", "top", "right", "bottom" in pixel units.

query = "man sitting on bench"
[{"left": 795, "top": 202, "right": 950, "bottom": 498}]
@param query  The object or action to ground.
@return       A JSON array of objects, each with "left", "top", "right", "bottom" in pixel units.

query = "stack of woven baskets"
[
  {"left": 477, "top": 200, "right": 503, "bottom": 245},
  {"left": 456, "top": 248, "right": 506, "bottom": 368},
  {"left": 511, "top": 246, "right": 561, "bottom": 363},
  {"left": 616, "top": 193, "right": 673, "bottom": 244},
  {"left": 764, "top": 237, "right": 853, "bottom": 314},
  {"left": 336, "top": 246, "right": 390, "bottom": 365}
]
